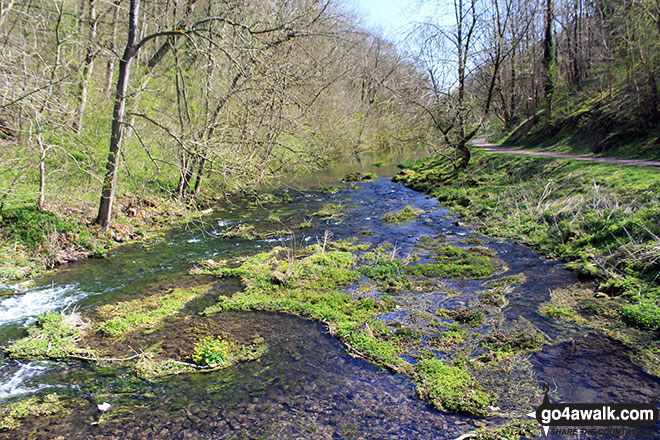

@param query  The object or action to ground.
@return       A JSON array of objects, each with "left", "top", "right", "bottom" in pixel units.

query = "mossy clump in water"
[
  {"left": 406, "top": 245, "right": 496, "bottom": 279},
  {"left": 437, "top": 307, "right": 485, "bottom": 327},
  {"left": 135, "top": 335, "right": 268, "bottom": 380},
  {"left": 480, "top": 329, "right": 544, "bottom": 355},
  {"left": 4, "top": 311, "right": 96, "bottom": 360},
  {"left": 342, "top": 172, "right": 377, "bottom": 182},
  {"left": 96, "top": 285, "right": 211, "bottom": 337},
  {"left": 201, "top": 241, "right": 495, "bottom": 415},
  {"left": 221, "top": 224, "right": 290, "bottom": 240},
  {"left": 0, "top": 394, "right": 74, "bottom": 431},
  {"left": 135, "top": 356, "right": 195, "bottom": 380},
  {"left": 380, "top": 205, "right": 424, "bottom": 223},
  {"left": 415, "top": 358, "right": 494, "bottom": 414},
  {"left": 467, "top": 420, "right": 538, "bottom": 440},
  {"left": 312, "top": 203, "right": 347, "bottom": 220}
]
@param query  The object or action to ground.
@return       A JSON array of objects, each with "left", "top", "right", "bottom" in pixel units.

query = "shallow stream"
[{"left": 1, "top": 156, "right": 659, "bottom": 439}]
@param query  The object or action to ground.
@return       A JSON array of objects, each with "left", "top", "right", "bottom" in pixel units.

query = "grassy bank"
[
  {"left": 394, "top": 150, "right": 660, "bottom": 339},
  {"left": 0, "top": 197, "right": 204, "bottom": 283}
]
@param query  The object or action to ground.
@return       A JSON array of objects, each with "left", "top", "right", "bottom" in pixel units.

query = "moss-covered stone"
[{"left": 380, "top": 205, "right": 424, "bottom": 223}]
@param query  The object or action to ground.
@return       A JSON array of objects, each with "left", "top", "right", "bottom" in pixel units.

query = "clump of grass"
[
  {"left": 415, "top": 358, "right": 494, "bottom": 414},
  {"left": 135, "top": 356, "right": 194, "bottom": 380},
  {"left": 96, "top": 285, "right": 211, "bottom": 337},
  {"left": 0, "top": 394, "right": 73, "bottom": 431},
  {"left": 481, "top": 330, "right": 544, "bottom": 354},
  {"left": 468, "top": 420, "right": 538, "bottom": 440},
  {"left": 380, "top": 205, "right": 424, "bottom": 223},
  {"left": 539, "top": 303, "right": 577, "bottom": 320},
  {"left": 406, "top": 245, "right": 496, "bottom": 279},
  {"left": 4, "top": 311, "right": 96, "bottom": 360},
  {"left": 298, "top": 219, "right": 313, "bottom": 228},
  {"left": 437, "top": 307, "right": 485, "bottom": 327},
  {"left": 312, "top": 203, "right": 347, "bottom": 220},
  {"left": 342, "top": 172, "right": 378, "bottom": 182},
  {"left": 221, "top": 224, "right": 257, "bottom": 240},
  {"left": 201, "top": 240, "right": 495, "bottom": 415},
  {"left": 620, "top": 301, "right": 660, "bottom": 331}
]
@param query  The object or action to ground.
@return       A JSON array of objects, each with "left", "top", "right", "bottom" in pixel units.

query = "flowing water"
[{"left": 1, "top": 155, "right": 659, "bottom": 439}]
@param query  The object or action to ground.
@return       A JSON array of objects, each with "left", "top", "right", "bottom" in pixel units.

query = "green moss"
[
  {"left": 312, "top": 203, "right": 347, "bottom": 220},
  {"left": 135, "top": 336, "right": 268, "bottom": 380},
  {"left": 380, "top": 205, "right": 424, "bottom": 223},
  {"left": 5, "top": 311, "right": 96, "bottom": 360},
  {"left": 620, "top": 301, "right": 660, "bottom": 331},
  {"left": 406, "top": 245, "right": 495, "bottom": 279},
  {"left": 135, "top": 356, "right": 195, "bottom": 380},
  {"left": 481, "top": 330, "right": 544, "bottom": 354},
  {"left": 469, "top": 420, "right": 538, "bottom": 440},
  {"left": 96, "top": 285, "right": 211, "bottom": 337},
  {"left": 221, "top": 224, "right": 289, "bottom": 240},
  {"left": 0, "top": 394, "right": 73, "bottom": 431},
  {"left": 395, "top": 150, "right": 660, "bottom": 338},
  {"left": 539, "top": 303, "right": 577, "bottom": 320},
  {"left": 415, "top": 358, "right": 494, "bottom": 414},
  {"left": 437, "top": 307, "right": 485, "bottom": 327},
  {"left": 342, "top": 172, "right": 378, "bottom": 182}
]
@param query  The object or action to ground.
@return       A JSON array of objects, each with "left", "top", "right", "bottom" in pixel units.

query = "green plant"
[{"left": 192, "top": 336, "right": 232, "bottom": 366}]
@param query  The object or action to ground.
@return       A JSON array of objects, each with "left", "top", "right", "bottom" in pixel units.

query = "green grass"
[
  {"left": 415, "top": 358, "right": 494, "bottom": 414},
  {"left": 4, "top": 311, "right": 96, "bottom": 360},
  {"left": 96, "top": 285, "right": 211, "bottom": 337},
  {"left": 0, "top": 394, "right": 73, "bottom": 431},
  {"left": 395, "top": 150, "right": 660, "bottom": 333},
  {"left": 311, "top": 203, "right": 347, "bottom": 220},
  {"left": 406, "top": 245, "right": 496, "bottom": 279},
  {"left": 380, "top": 205, "right": 424, "bottom": 223},
  {"left": 200, "top": 241, "right": 494, "bottom": 415}
]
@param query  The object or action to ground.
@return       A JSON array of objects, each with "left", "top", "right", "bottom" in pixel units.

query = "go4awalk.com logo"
[{"left": 527, "top": 384, "right": 659, "bottom": 436}]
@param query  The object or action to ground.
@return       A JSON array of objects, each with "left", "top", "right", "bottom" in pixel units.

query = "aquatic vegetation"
[
  {"left": 342, "top": 172, "right": 378, "bottom": 182},
  {"left": 221, "top": 224, "right": 258, "bottom": 239},
  {"left": 192, "top": 335, "right": 231, "bottom": 366},
  {"left": 135, "top": 356, "right": 195, "bottom": 380},
  {"left": 437, "top": 307, "right": 485, "bottom": 327},
  {"left": 415, "top": 358, "right": 494, "bottom": 414},
  {"left": 96, "top": 285, "right": 211, "bottom": 337},
  {"left": 298, "top": 219, "right": 313, "bottom": 228},
  {"left": 406, "top": 245, "right": 496, "bottom": 279},
  {"left": 0, "top": 394, "right": 74, "bottom": 431},
  {"left": 202, "top": 242, "right": 495, "bottom": 415},
  {"left": 620, "top": 301, "right": 660, "bottom": 331},
  {"left": 266, "top": 213, "right": 281, "bottom": 223},
  {"left": 395, "top": 150, "right": 660, "bottom": 336},
  {"left": 221, "top": 224, "right": 290, "bottom": 240},
  {"left": 311, "top": 203, "right": 347, "bottom": 220},
  {"left": 468, "top": 420, "right": 538, "bottom": 440},
  {"left": 539, "top": 303, "right": 576, "bottom": 320},
  {"left": 4, "top": 311, "right": 97, "bottom": 360},
  {"left": 380, "top": 205, "right": 424, "bottom": 223},
  {"left": 480, "top": 330, "right": 544, "bottom": 355}
]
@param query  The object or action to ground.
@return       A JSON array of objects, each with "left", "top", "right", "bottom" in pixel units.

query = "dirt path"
[{"left": 470, "top": 136, "right": 660, "bottom": 168}]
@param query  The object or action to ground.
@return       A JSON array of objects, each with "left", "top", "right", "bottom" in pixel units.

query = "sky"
[
  {"left": 351, "top": 0, "right": 421, "bottom": 46},
  {"left": 350, "top": 0, "right": 451, "bottom": 50}
]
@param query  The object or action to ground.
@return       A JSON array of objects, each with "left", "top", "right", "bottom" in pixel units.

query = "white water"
[
  {"left": 0, "top": 282, "right": 87, "bottom": 327},
  {"left": 0, "top": 361, "right": 55, "bottom": 399}
]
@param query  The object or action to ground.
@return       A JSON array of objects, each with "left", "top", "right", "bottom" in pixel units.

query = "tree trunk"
[
  {"left": 104, "top": 1, "right": 120, "bottom": 97},
  {"left": 37, "top": 133, "right": 46, "bottom": 211},
  {"left": 0, "top": 0, "right": 16, "bottom": 30},
  {"left": 96, "top": 0, "right": 140, "bottom": 228},
  {"left": 542, "top": 0, "right": 555, "bottom": 123},
  {"left": 74, "top": 0, "right": 97, "bottom": 133}
]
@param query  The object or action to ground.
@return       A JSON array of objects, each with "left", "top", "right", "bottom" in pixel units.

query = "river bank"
[{"left": 1, "top": 163, "right": 659, "bottom": 439}]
